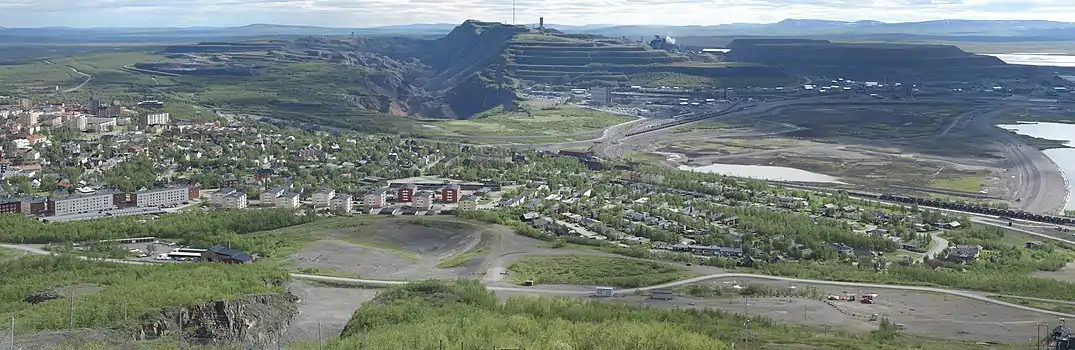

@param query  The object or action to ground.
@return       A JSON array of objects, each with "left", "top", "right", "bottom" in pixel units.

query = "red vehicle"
[{"left": 861, "top": 295, "right": 875, "bottom": 304}]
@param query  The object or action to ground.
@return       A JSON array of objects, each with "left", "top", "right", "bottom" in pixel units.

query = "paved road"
[
  {"left": 62, "top": 67, "right": 91, "bottom": 92},
  {"left": 293, "top": 272, "right": 1075, "bottom": 318},
  {"left": 925, "top": 231, "right": 949, "bottom": 259}
]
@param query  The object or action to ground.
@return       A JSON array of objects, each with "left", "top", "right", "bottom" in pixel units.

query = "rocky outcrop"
[
  {"left": 24, "top": 289, "right": 63, "bottom": 304},
  {"left": 135, "top": 293, "right": 299, "bottom": 346}
]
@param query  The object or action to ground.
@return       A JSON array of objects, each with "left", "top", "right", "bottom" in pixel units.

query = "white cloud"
[{"left": 1, "top": 0, "right": 1074, "bottom": 27}]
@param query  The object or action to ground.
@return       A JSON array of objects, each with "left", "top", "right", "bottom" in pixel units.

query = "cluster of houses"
[{"left": 362, "top": 179, "right": 500, "bottom": 213}]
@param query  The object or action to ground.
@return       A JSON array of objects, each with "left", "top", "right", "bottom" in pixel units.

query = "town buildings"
[
  {"left": 260, "top": 185, "right": 289, "bottom": 207},
  {"left": 590, "top": 86, "right": 612, "bottom": 106},
  {"left": 364, "top": 189, "right": 387, "bottom": 209},
  {"left": 458, "top": 195, "right": 477, "bottom": 211},
  {"left": 138, "top": 113, "right": 170, "bottom": 127},
  {"left": 276, "top": 192, "right": 300, "bottom": 209},
  {"left": 413, "top": 190, "right": 434, "bottom": 210},
  {"left": 132, "top": 186, "right": 198, "bottom": 208},
  {"left": 202, "top": 245, "right": 254, "bottom": 264},
  {"left": 330, "top": 193, "right": 353, "bottom": 214},
  {"left": 397, "top": 183, "right": 417, "bottom": 203},
  {"left": 312, "top": 188, "right": 336, "bottom": 208},
  {"left": 221, "top": 192, "right": 247, "bottom": 209},
  {"left": 47, "top": 190, "right": 122, "bottom": 216},
  {"left": 0, "top": 197, "right": 22, "bottom": 214},
  {"left": 440, "top": 184, "right": 461, "bottom": 203},
  {"left": 212, "top": 188, "right": 240, "bottom": 207}
]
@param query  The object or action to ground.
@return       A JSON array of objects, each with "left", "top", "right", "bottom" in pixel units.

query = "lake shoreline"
[{"left": 997, "top": 121, "right": 1075, "bottom": 211}]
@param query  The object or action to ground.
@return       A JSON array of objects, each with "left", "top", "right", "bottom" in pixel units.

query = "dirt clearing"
[{"left": 286, "top": 217, "right": 490, "bottom": 280}]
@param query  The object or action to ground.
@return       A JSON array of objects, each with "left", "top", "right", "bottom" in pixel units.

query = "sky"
[{"left": 1, "top": 0, "right": 1075, "bottom": 28}]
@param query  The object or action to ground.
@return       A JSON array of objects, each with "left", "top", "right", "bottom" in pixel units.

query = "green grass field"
[
  {"left": 508, "top": 255, "right": 692, "bottom": 287},
  {"left": 417, "top": 102, "right": 635, "bottom": 139},
  {"left": 929, "top": 175, "right": 990, "bottom": 193},
  {"left": 626, "top": 72, "right": 798, "bottom": 88}
]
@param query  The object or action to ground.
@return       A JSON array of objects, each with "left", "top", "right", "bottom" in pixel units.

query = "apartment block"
[
  {"left": 47, "top": 190, "right": 121, "bottom": 216},
  {"left": 276, "top": 192, "right": 300, "bottom": 209},
  {"left": 397, "top": 183, "right": 417, "bottom": 203},
  {"left": 330, "top": 193, "right": 353, "bottom": 214},
  {"left": 440, "top": 184, "right": 461, "bottom": 204},
  {"left": 221, "top": 193, "right": 247, "bottom": 209},
  {"left": 312, "top": 188, "right": 336, "bottom": 208},
  {"left": 0, "top": 197, "right": 22, "bottom": 214},
  {"left": 132, "top": 186, "right": 194, "bottom": 208},
  {"left": 138, "top": 112, "right": 170, "bottom": 127},
  {"left": 458, "top": 195, "right": 477, "bottom": 212},
  {"left": 364, "top": 189, "right": 387, "bottom": 209},
  {"left": 260, "top": 185, "right": 289, "bottom": 207},
  {"left": 212, "top": 188, "right": 240, "bottom": 207},
  {"left": 413, "top": 191, "right": 434, "bottom": 211}
]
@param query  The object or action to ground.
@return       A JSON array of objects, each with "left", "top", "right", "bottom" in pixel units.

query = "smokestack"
[{"left": 539, "top": 17, "right": 544, "bottom": 29}]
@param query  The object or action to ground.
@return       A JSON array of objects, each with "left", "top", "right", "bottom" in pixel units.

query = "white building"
[
  {"left": 212, "top": 188, "right": 240, "bottom": 207},
  {"left": 86, "top": 117, "right": 116, "bottom": 133},
  {"left": 64, "top": 115, "right": 87, "bottom": 131},
  {"left": 11, "top": 139, "right": 29, "bottom": 149},
  {"left": 413, "top": 190, "right": 434, "bottom": 210},
  {"left": 330, "top": 193, "right": 353, "bottom": 214},
  {"left": 364, "top": 189, "right": 387, "bottom": 209},
  {"left": 276, "top": 192, "right": 300, "bottom": 209},
  {"left": 221, "top": 193, "right": 247, "bottom": 209},
  {"left": 312, "top": 188, "right": 336, "bottom": 208},
  {"left": 133, "top": 187, "right": 192, "bottom": 207},
  {"left": 48, "top": 190, "right": 118, "bottom": 216},
  {"left": 139, "top": 113, "right": 170, "bottom": 127}
]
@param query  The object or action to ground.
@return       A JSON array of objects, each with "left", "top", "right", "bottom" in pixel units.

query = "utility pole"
[
  {"left": 363, "top": 325, "right": 368, "bottom": 350},
  {"left": 512, "top": 0, "right": 516, "bottom": 25},
  {"left": 10, "top": 316, "right": 14, "bottom": 350},
  {"left": 178, "top": 312, "right": 183, "bottom": 350},
  {"left": 68, "top": 294, "right": 74, "bottom": 338},
  {"left": 318, "top": 322, "right": 323, "bottom": 350}
]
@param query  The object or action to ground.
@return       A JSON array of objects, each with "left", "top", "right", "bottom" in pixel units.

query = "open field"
[
  {"left": 507, "top": 255, "right": 694, "bottom": 287},
  {"left": 416, "top": 102, "right": 635, "bottom": 139},
  {"left": 284, "top": 217, "right": 499, "bottom": 280},
  {"left": 682, "top": 277, "right": 1058, "bottom": 344}
]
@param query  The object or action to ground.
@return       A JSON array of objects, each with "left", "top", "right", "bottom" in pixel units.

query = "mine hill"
[
  {"left": 140, "top": 22, "right": 1044, "bottom": 121},
  {"left": 724, "top": 39, "right": 1044, "bottom": 81}
]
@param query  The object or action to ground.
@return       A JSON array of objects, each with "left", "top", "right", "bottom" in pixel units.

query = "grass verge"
[
  {"left": 507, "top": 255, "right": 692, "bottom": 287},
  {"left": 991, "top": 295, "right": 1075, "bottom": 314}
]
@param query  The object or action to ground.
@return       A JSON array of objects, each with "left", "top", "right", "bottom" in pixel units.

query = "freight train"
[{"left": 839, "top": 190, "right": 1075, "bottom": 226}]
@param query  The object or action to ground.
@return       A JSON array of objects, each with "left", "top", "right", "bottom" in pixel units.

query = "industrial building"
[{"left": 590, "top": 87, "right": 612, "bottom": 106}]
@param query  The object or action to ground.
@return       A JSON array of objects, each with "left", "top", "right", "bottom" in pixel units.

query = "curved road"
[
  {"left": 5, "top": 243, "right": 1075, "bottom": 318},
  {"left": 925, "top": 231, "right": 949, "bottom": 259}
]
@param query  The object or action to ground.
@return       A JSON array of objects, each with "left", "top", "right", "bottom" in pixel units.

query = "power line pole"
[
  {"left": 317, "top": 322, "right": 323, "bottom": 350},
  {"left": 10, "top": 316, "right": 14, "bottom": 350},
  {"left": 177, "top": 312, "right": 183, "bottom": 350},
  {"left": 512, "top": 0, "right": 516, "bottom": 25},
  {"left": 363, "top": 325, "right": 368, "bottom": 350},
  {"left": 68, "top": 294, "right": 74, "bottom": 338}
]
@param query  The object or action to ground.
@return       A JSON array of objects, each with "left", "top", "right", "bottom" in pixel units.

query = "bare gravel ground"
[
  {"left": 286, "top": 217, "right": 487, "bottom": 280},
  {"left": 691, "top": 277, "right": 1054, "bottom": 344},
  {"left": 284, "top": 280, "right": 379, "bottom": 341}
]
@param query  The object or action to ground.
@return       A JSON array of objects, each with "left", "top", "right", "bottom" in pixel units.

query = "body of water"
[
  {"left": 996, "top": 122, "right": 1075, "bottom": 211},
  {"left": 678, "top": 163, "right": 843, "bottom": 183},
  {"left": 988, "top": 53, "right": 1075, "bottom": 67}
]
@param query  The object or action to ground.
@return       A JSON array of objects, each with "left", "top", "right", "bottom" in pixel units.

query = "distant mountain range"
[{"left": 5, "top": 19, "right": 1075, "bottom": 44}]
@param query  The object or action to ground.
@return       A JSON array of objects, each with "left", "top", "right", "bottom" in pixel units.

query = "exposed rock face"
[
  {"left": 725, "top": 39, "right": 1044, "bottom": 81},
  {"left": 136, "top": 293, "right": 299, "bottom": 347},
  {"left": 24, "top": 289, "right": 63, "bottom": 304}
]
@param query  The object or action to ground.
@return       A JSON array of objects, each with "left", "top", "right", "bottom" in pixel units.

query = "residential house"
[
  {"left": 944, "top": 244, "right": 983, "bottom": 263},
  {"left": 312, "top": 188, "right": 336, "bottom": 208},
  {"left": 827, "top": 242, "right": 854, "bottom": 255},
  {"left": 330, "top": 193, "right": 353, "bottom": 214},
  {"left": 413, "top": 190, "right": 434, "bottom": 210},
  {"left": 201, "top": 245, "right": 254, "bottom": 264},
  {"left": 364, "top": 189, "right": 387, "bottom": 209},
  {"left": 276, "top": 192, "right": 300, "bottom": 209},
  {"left": 397, "top": 183, "right": 418, "bottom": 203},
  {"left": 458, "top": 195, "right": 477, "bottom": 211}
]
